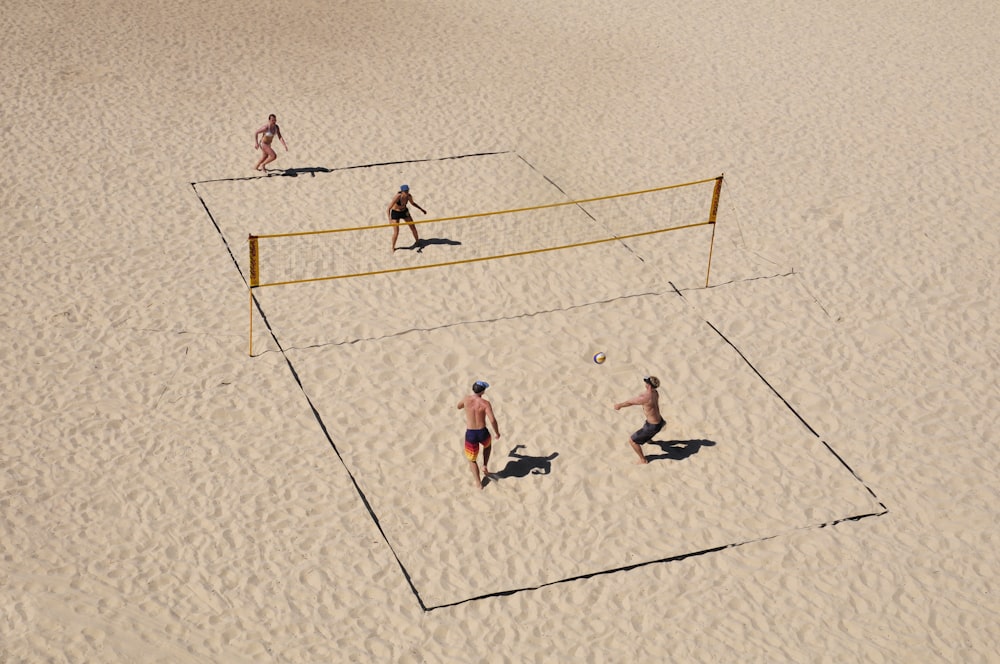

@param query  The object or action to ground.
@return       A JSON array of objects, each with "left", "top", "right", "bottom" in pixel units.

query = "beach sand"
[{"left": 2, "top": 1, "right": 997, "bottom": 661}]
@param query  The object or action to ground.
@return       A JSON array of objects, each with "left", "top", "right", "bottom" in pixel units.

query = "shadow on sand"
[
  {"left": 644, "top": 438, "right": 717, "bottom": 462},
  {"left": 273, "top": 166, "right": 332, "bottom": 177},
  {"left": 491, "top": 444, "right": 559, "bottom": 481},
  {"left": 393, "top": 238, "right": 462, "bottom": 253}
]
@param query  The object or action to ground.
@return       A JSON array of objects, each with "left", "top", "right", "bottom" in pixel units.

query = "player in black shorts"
[
  {"left": 613, "top": 375, "right": 664, "bottom": 465},
  {"left": 386, "top": 184, "right": 426, "bottom": 252}
]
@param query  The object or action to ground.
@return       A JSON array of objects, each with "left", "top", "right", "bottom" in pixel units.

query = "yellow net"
[{"left": 249, "top": 175, "right": 722, "bottom": 289}]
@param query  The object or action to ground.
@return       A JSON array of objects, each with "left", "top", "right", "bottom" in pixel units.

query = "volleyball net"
[
  {"left": 249, "top": 175, "right": 723, "bottom": 290},
  {"left": 246, "top": 173, "right": 723, "bottom": 354}
]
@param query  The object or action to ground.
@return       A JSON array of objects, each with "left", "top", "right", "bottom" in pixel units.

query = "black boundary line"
[
  {"left": 515, "top": 154, "right": 647, "bottom": 263},
  {"left": 417, "top": 160, "right": 887, "bottom": 610},
  {"left": 246, "top": 272, "right": 802, "bottom": 355},
  {"left": 427, "top": 496, "right": 891, "bottom": 610},
  {"left": 192, "top": 176, "right": 431, "bottom": 610},
  {"left": 263, "top": 290, "right": 663, "bottom": 355},
  {"left": 195, "top": 156, "right": 886, "bottom": 614},
  {"left": 704, "top": 319, "right": 888, "bottom": 511},
  {"left": 190, "top": 150, "right": 512, "bottom": 186},
  {"left": 705, "top": 320, "right": 820, "bottom": 437},
  {"left": 192, "top": 182, "right": 250, "bottom": 287},
  {"left": 277, "top": 347, "right": 427, "bottom": 610}
]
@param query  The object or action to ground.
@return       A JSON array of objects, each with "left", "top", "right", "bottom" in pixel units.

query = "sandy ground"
[{"left": 1, "top": 1, "right": 998, "bottom": 661}]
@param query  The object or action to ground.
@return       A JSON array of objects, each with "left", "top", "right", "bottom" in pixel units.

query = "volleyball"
[{"left": 593, "top": 352, "right": 607, "bottom": 364}]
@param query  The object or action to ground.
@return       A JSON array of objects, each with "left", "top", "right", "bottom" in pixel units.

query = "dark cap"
[{"left": 643, "top": 376, "right": 660, "bottom": 389}]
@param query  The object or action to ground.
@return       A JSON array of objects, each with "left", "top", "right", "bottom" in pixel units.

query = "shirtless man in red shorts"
[{"left": 457, "top": 380, "right": 502, "bottom": 489}]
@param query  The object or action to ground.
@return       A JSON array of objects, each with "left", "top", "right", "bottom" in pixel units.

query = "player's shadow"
[
  {"left": 408, "top": 238, "right": 462, "bottom": 253},
  {"left": 494, "top": 444, "right": 559, "bottom": 479},
  {"left": 275, "top": 166, "right": 332, "bottom": 177},
  {"left": 645, "top": 438, "right": 716, "bottom": 462}
]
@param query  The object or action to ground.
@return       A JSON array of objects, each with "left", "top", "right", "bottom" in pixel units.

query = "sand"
[{"left": 2, "top": 0, "right": 997, "bottom": 661}]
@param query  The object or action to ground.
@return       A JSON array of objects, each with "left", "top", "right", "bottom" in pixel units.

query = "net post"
[
  {"left": 249, "top": 235, "right": 260, "bottom": 287},
  {"left": 248, "top": 235, "right": 259, "bottom": 357},
  {"left": 248, "top": 288, "right": 254, "bottom": 357},
  {"left": 708, "top": 174, "right": 723, "bottom": 223},
  {"left": 705, "top": 174, "right": 723, "bottom": 287}
]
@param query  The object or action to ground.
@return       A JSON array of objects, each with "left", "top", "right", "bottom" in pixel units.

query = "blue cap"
[
  {"left": 400, "top": 184, "right": 409, "bottom": 191},
  {"left": 473, "top": 380, "right": 489, "bottom": 392}
]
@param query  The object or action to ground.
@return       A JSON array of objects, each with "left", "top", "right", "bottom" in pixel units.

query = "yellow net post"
[
  {"left": 708, "top": 174, "right": 723, "bottom": 224},
  {"left": 249, "top": 235, "right": 260, "bottom": 287},
  {"left": 704, "top": 174, "right": 723, "bottom": 287},
  {"left": 248, "top": 288, "right": 254, "bottom": 357},
  {"left": 248, "top": 235, "right": 260, "bottom": 356}
]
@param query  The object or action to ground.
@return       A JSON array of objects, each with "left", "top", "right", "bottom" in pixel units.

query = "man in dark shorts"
[
  {"left": 457, "top": 380, "right": 502, "bottom": 489},
  {"left": 386, "top": 184, "right": 426, "bottom": 252},
  {"left": 613, "top": 375, "right": 664, "bottom": 465}
]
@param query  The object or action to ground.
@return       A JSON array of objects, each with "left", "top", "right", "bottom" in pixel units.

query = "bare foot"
[{"left": 634, "top": 458, "right": 649, "bottom": 465}]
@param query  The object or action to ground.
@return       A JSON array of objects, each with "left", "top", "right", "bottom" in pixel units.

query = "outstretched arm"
[{"left": 614, "top": 392, "right": 649, "bottom": 410}]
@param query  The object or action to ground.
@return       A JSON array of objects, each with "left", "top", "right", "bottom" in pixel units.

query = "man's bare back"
[
  {"left": 459, "top": 394, "right": 491, "bottom": 429},
  {"left": 457, "top": 381, "right": 501, "bottom": 489}
]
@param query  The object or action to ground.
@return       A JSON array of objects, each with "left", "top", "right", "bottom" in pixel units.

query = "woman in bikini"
[
  {"left": 254, "top": 114, "right": 287, "bottom": 173},
  {"left": 386, "top": 184, "right": 426, "bottom": 252}
]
